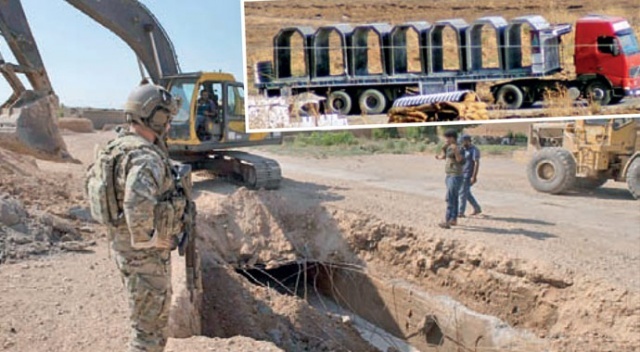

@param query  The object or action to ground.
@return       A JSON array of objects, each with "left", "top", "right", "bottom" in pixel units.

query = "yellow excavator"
[
  {"left": 527, "top": 118, "right": 640, "bottom": 199},
  {"left": 0, "top": 0, "right": 282, "bottom": 189}
]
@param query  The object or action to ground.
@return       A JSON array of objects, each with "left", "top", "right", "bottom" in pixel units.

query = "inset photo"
[{"left": 242, "top": 0, "right": 640, "bottom": 131}]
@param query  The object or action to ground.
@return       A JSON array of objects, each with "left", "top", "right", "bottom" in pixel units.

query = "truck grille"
[{"left": 631, "top": 66, "right": 640, "bottom": 78}]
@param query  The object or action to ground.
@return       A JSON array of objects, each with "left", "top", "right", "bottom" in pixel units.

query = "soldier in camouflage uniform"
[{"left": 91, "top": 82, "right": 186, "bottom": 351}]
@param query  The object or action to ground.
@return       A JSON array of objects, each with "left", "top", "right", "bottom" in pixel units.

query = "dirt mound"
[
  {"left": 58, "top": 117, "right": 94, "bottom": 133},
  {"left": 197, "top": 188, "right": 358, "bottom": 268},
  {"left": 0, "top": 196, "right": 94, "bottom": 263},
  {"left": 197, "top": 188, "right": 640, "bottom": 351},
  {"left": 0, "top": 147, "right": 96, "bottom": 264},
  {"left": 166, "top": 336, "right": 283, "bottom": 352}
]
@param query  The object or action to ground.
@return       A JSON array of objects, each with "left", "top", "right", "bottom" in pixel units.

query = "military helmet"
[{"left": 124, "top": 82, "right": 178, "bottom": 132}]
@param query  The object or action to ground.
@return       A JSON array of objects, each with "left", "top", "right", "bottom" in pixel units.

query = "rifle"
[{"left": 173, "top": 163, "right": 198, "bottom": 301}]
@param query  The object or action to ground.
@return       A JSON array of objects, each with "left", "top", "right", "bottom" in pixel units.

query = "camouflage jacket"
[{"left": 109, "top": 129, "right": 185, "bottom": 253}]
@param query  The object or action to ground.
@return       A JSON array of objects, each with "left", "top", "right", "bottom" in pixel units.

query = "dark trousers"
[
  {"left": 459, "top": 176, "right": 481, "bottom": 215},
  {"left": 445, "top": 175, "right": 463, "bottom": 222}
]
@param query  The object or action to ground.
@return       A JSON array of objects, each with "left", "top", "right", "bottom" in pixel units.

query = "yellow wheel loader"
[
  {"left": 527, "top": 118, "right": 640, "bottom": 199},
  {"left": 0, "top": 0, "right": 282, "bottom": 189}
]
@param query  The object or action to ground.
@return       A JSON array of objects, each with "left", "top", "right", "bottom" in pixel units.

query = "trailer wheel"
[
  {"left": 626, "top": 158, "right": 640, "bottom": 200},
  {"left": 527, "top": 148, "right": 576, "bottom": 194},
  {"left": 358, "top": 89, "right": 387, "bottom": 115},
  {"left": 328, "top": 91, "right": 352, "bottom": 115},
  {"left": 496, "top": 84, "right": 524, "bottom": 109},
  {"left": 586, "top": 80, "right": 612, "bottom": 106}
]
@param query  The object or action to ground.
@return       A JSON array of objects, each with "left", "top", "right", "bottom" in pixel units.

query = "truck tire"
[
  {"left": 358, "top": 89, "right": 387, "bottom": 115},
  {"left": 586, "top": 80, "right": 612, "bottom": 106},
  {"left": 574, "top": 176, "right": 608, "bottom": 190},
  {"left": 255, "top": 61, "right": 274, "bottom": 83},
  {"left": 626, "top": 158, "right": 640, "bottom": 200},
  {"left": 610, "top": 95, "right": 624, "bottom": 105},
  {"left": 527, "top": 148, "right": 576, "bottom": 194},
  {"left": 328, "top": 91, "right": 352, "bottom": 115},
  {"left": 496, "top": 84, "right": 524, "bottom": 109}
]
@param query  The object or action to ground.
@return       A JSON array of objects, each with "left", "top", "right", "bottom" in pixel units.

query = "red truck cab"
[{"left": 574, "top": 15, "right": 640, "bottom": 102}]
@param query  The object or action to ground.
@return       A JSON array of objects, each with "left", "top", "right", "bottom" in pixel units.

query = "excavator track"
[
  {"left": 191, "top": 151, "right": 282, "bottom": 190},
  {"left": 227, "top": 151, "right": 282, "bottom": 190}
]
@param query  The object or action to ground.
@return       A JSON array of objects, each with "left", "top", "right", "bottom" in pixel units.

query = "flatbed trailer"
[{"left": 254, "top": 15, "right": 640, "bottom": 114}]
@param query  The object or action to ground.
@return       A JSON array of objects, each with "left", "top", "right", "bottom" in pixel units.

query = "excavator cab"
[
  {"left": 163, "top": 72, "right": 282, "bottom": 189},
  {"left": 165, "top": 72, "right": 281, "bottom": 156}
]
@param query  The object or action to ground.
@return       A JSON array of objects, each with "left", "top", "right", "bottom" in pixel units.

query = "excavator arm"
[
  {"left": 65, "top": 0, "right": 181, "bottom": 84},
  {"left": 0, "top": 0, "right": 53, "bottom": 94},
  {"left": 0, "top": 0, "right": 69, "bottom": 160},
  {"left": 0, "top": 0, "right": 181, "bottom": 160}
]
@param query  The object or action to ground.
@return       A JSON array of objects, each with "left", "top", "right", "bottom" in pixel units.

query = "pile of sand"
[
  {"left": 166, "top": 336, "right": 283, "bottom": 352},
  {"left": 197, "top": 188, "right": 358, "bottom": 268},
  {"left": 0, "top": 147, "right": 96, "bottom": 264}
]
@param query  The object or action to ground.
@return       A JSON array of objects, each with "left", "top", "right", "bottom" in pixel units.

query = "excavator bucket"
[
  {"left": 0, "top": 92, "right": 72, "bottom": 161},
  {"left": 0, "top": 0, "right": 72, "bottom": 161},
  {"left": 388, "top": 90, "right": 490, "bottom": 123}
]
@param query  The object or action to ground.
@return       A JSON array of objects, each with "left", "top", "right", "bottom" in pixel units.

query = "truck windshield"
[{"left": 617, "top": 29, "right": 640, "bottom": 55}]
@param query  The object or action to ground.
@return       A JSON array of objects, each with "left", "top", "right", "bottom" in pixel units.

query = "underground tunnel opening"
[
  {"left": 228, "top": 259, "right": 548, "bottom": 352},
  {"left": 236, "top": 261, "right": 443, "bottom": 352}
]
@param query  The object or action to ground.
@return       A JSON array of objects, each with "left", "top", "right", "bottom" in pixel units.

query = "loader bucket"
[
  {"left": 0, "top": 91, "right": 73, "bottom": 161},
  {"left": 388, "top": 90, "right": 489, "bottom": 123}
]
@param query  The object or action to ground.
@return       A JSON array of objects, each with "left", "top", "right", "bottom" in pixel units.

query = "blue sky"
[{"left": 0, "top": 0, "right": 244, "bottom": 108}]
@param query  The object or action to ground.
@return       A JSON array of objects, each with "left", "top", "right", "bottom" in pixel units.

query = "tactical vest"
[{"left": 85, "top": 132, "right": 186, "bottom": 247}]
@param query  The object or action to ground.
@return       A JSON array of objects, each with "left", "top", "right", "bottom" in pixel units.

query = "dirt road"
[{"left": 245, "top": 150, "right": 639, "bottom": 292}]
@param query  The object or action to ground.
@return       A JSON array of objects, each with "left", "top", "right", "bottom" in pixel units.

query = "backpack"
[{"left": 85, "top": 134, "right": 152, "bottom": 227}]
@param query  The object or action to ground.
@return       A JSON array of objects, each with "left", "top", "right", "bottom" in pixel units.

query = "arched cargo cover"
[
  {"left": 504, "top": 16, "right": 550, "bottom": 71},
  {"left": 350, "top": 23, "right": 393, "bottom": 76},
  {"left": 390, "top": 21, "right": 431, "bottom": 75},
  {"left": 313, "top": 24, "right": 353, "bottom": 78},
  {"left": 466, "top": 16, "right": 508, "bottom": 71},
  {"left": 429, "top": 19, "right": 469, "bottom": 74},
  {"left": 273, "top": 26, "right": 315, "bottom": 79}
]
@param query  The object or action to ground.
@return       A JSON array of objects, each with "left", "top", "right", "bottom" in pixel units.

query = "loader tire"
[
  {"left": 328, "top": 91, "right": 352, "bottom": 115},
  {"left": 574, "top": 176, "right": 608, "bottom": 190},
  {"left": 358, "top": 89, "right": 387, "bottom": 115},
  {"left": 496, "top": 84, "right": 524, "bottom": 109},
  {"left": 626, "top": 158, "right": 640, "bottom": 200},
  {"left": 527, "top": 148, "right": 576, "bottom": 194}
]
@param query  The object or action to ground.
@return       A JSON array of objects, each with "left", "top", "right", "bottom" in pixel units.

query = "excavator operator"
[{"left": 195, "top": 89, "right": 218, "bottom": 141}]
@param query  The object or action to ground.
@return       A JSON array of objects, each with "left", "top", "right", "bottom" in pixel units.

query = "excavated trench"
[
  {"left": 231, "top": 261, "right": 544, "bottom": 352},
  {"left": 190, "top": 189, "right": 558, "bottom": 351}
]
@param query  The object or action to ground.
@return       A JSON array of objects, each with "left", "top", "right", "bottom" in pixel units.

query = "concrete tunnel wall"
[
  {"left": 428, "top": 19, "right": 469, "bottom": 73},
  {"left": 466, "top": 16, "right": 509, "bottom": 71},
  {"left": 504, "top": 16, "right": 551, "bottom": 72},
  {"left": 273, "top": 26, "right": 315, "bottom": 79},
  {"left": 269, "top": 16, "right": 556, "bottom": 79},
  {"left": 389, "top": 22, "right": 431, "bottom": 75},
  {"left": 349, "top": 23, "right": 392, "bottom": 76},
  {"left": 313, "top": 25, "right": 353, "bottom": 78}
]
